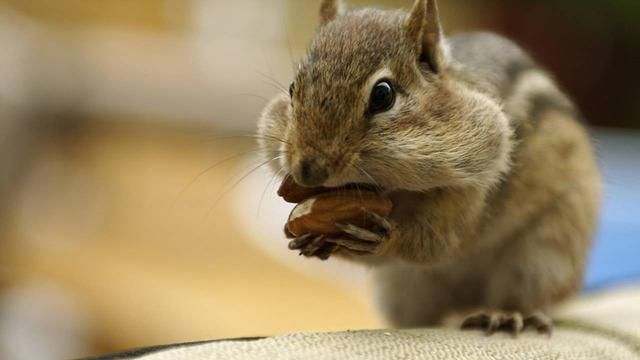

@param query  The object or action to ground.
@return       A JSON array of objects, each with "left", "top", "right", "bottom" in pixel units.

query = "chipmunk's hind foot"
[{"left": 461, "top": 310, "right": 553, "bottom": 337}]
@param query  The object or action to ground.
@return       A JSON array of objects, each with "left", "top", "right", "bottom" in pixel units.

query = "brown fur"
[{"left": 258, "top": 0, "right": 601, "bottom": 328}]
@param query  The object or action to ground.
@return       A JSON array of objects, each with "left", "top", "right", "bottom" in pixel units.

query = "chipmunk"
[{"left": 257, "top": 0, "right": 601, "bottom": 335}]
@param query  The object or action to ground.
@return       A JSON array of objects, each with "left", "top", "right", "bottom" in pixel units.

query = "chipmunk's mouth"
[{"left": 277, "top": 174, "right": 381, "bottom": 204}]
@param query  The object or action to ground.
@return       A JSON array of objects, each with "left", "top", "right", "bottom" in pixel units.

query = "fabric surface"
[{"left": 99, "top": 285, "right": 640, "bottom": 360}]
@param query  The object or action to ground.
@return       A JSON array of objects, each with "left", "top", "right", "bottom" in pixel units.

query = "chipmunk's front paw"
[
  {"left": 329, "top": 210, "right": 394, "bottom": 256},
  {"left": 288, "top": 234, "right": 338, "bottom": 260},
  {"left": 461, "top": 311, "right": 553, "bottom": 336},
  {"left": 287, "top": 210, "right": 394, "bottom": 260},
  {"left": 287, "top": 231, "right": 384, "bottom": 260}
]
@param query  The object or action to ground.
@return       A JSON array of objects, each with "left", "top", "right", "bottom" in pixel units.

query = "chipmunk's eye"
[
  {"left": 369, "top": 80, "right": 395, "bottom": 114},
  {"left": 289, "top": 82, "right": 295, "bottom": 98}
]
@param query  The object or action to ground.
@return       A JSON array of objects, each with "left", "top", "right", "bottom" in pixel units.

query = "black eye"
[
  {"left": 289, "top": 82, "right": 295, "bottom": 98},
  {"left": 369, "top": 80, "right": 395, "bottom": 114}
]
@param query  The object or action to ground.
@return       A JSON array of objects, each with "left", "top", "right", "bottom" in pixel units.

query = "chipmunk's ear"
[
  {"left": 320, "top": 0, "right": 345, "bottom": 25},
  {"left": 406, "top": 0, "right": 447, "bottom": 73}
]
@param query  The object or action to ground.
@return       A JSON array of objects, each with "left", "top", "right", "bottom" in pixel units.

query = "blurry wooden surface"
[
  {"left": 0, "top": 0, "right": 188, "bottom": 30},
  {"left": 1, "top": 122, "right": 380, "bottom": 356}
]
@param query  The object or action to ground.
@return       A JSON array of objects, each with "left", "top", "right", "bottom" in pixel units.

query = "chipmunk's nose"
[{"left": 294, "top": 158, "right": 328, "bottom": 187}]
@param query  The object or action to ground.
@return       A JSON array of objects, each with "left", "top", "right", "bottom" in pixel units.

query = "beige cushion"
[{"left": 139, "top": 285, "right": 640, "bottom": 360}]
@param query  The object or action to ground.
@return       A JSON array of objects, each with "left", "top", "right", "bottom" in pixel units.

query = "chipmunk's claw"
[
  {"left": 329, "top": 218, "right": 392, "bottom": 256},
  {"left": 524, "top": 311, "right": 554, "bottom": 335},
  {"left": 325, "top": 235, "right": 380, "bottom": 254},
  {"left": 288, "top": 234, "right": 313, "bottom": 250},
  {"left": 336, "top": 223, "right": 384, "bottom": 242},
  {"left": 288, "top": 233, "right": 377, "bottom": 259},
  {"left": 462, "top": 312, "right": 524, "bottom": 336},
  {"left": 362, "top": 208, "right": 394, "bottom": 232},
  {"left": 289, "top": 235, "right": 337, "bottom": 261},
  {"left": 461, "top": 311, "right": 553, "bottom": 336}
]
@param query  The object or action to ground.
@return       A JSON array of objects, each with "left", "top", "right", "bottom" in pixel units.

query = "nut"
[
  {"left": 277, "top": 174, "right": 326, "bottom": 204},
  {"left": 286, "top": 189, "right": 393, "bottom": 237},
  {"left": 278, "top": 174, "right": 380, "bottom": 204}
]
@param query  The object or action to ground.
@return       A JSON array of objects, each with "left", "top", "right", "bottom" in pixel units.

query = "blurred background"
[{"left": 0, "top": 0, "right": 638, "bottom": 359}]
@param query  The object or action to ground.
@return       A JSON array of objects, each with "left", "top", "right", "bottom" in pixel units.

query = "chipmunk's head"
[{"left": 259, "top": 0, "right": 513, "bottom": 191}]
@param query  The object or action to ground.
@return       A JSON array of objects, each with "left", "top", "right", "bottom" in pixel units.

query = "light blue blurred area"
[{"left": 584, "top": 128, "right": 640, "bottom": 290}]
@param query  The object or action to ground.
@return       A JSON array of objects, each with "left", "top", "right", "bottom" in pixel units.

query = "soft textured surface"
[
  {"left": 105, "top": 285, "right": 640, "bottom": 360},
  {"left": 139, "top": 329, "right": 637, "bottom": 360}
]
